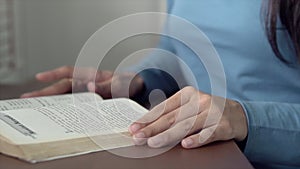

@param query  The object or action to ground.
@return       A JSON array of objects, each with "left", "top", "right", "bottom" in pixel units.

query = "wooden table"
[{"left": 0, "top": 80, "right": 254, "bottom": 169}]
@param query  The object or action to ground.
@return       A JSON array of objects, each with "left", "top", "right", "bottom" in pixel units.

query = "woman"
[{"left": 22, "top": 0, "right": 300, "bottom": 168}]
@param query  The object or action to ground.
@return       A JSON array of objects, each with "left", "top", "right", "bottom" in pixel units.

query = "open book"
[{"left": 0, "top": 92, "right": 148, "bottom": 163}]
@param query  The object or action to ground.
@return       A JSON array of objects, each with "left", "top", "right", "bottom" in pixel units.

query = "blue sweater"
[{"left": 137, "top": 1, "right": 300, "bottom": 168}]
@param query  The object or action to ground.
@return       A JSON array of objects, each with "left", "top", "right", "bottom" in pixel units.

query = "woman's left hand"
[{"left": 129, "top": 86, "right": 248, "bottom": 149}]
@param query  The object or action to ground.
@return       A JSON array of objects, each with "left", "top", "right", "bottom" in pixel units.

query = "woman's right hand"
[{"left": 21, "top": 66, "right": 145, "bottom": 99}]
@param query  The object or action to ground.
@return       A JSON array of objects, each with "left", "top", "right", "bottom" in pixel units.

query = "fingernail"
[
  {"left": 20, "top": 93, "right": 31, "bottom": 98},
  {"left": 134, "top": 132, "right": 145, "bottom": 138},
  {"left": 129, "top": 124, "right": 141, "bottom": 134},
  {"left": 36, "top": 73, "right": 44, "bottom": 78},
  {"left": 182, "top": 138, "right": 194, "bottom": 148},
  {"left": 148, "top": 137, "right": 163, "bottom": 148},
  {"left": 87, "top": 82, "right": 96, "bottom": 92},
  {"left": 133, "top": 132, "right": 146, "bottom": 145}
]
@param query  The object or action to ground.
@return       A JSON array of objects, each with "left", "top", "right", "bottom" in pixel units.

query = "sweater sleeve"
[{"left": 240, "top": 101, "right": 300, "bottom": 168}]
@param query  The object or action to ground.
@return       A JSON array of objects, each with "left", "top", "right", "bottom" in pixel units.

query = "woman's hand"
[
  {"left": 129, "top": 86, "right": 248, "bottom": 149},
  {"left": 21, "top": 66, "right": 144, "bottom": 99}
]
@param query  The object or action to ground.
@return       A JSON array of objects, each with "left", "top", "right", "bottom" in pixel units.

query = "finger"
[
  {"left": 146, "top": 116, "right": 197, "bottom": 148},
  {"left": 36, "top": 66, "right": 74, "bottom": 82},
  {"left": 21, "top": 79, "right": 72, "bottom": 98},
  {"left": 132, "top": 99, "right": 201, "bottom": 144},
  {"left": 129, "top": 88, "right": 194, "bottom": 134},
  {"left": 94, "top": 70, "right": 113, "bottom": 82},
  {"left": 149, "top": 87, "right": 195, "bottom": 120},
  {"left": 132, "top": 110, "right": 177, "bottom": 145},
  {"left": 74, "top": 68, "right": 111, "bottom": 82},
  {"left": 182, "top": 124, "right": 230, "bottom": 149},
  {"left": 87, "top": 82, "right": 97, "bottom": 92},
  {"left": 87, "top": 81, "right": 112, "bottom": 98},
  {"left": 142, "top": 110, "right": 215, "bottom": 148},
  {"left": 71, "top": 79, "right": 87, "bottom": 92}
]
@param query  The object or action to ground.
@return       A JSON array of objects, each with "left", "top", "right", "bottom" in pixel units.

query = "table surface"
[{"left": 0, "top": 80, "right": 254, "bottom": 169}]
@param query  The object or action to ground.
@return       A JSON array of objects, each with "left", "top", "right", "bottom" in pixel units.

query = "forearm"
[{"left": 240, "top": 101, "right": 300, "bottom": 168}]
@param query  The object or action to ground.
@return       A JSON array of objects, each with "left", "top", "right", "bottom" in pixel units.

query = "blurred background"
[{"left": 0, "top": 0, "right": 166, "bottom": 84}]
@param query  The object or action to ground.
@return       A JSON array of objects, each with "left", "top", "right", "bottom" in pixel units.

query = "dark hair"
[{"left": 264, "top": 0, "right": 300, "bottom": 63}]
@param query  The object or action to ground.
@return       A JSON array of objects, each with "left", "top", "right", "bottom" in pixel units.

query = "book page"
[
  {"left": 0, "top": 92, "right": 103, "bottom": 111},
  {"left": 0, "top": 98, "right": 147, "bottom": 145}
]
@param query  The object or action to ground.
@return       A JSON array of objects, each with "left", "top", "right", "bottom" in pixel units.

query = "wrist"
[{"left": 230, "top": 100, "right": 248, "bottom": 141}]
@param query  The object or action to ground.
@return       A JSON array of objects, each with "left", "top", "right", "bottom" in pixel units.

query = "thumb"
[{"left": 87, "top": 81, "right": 112, "bottom": 98}]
